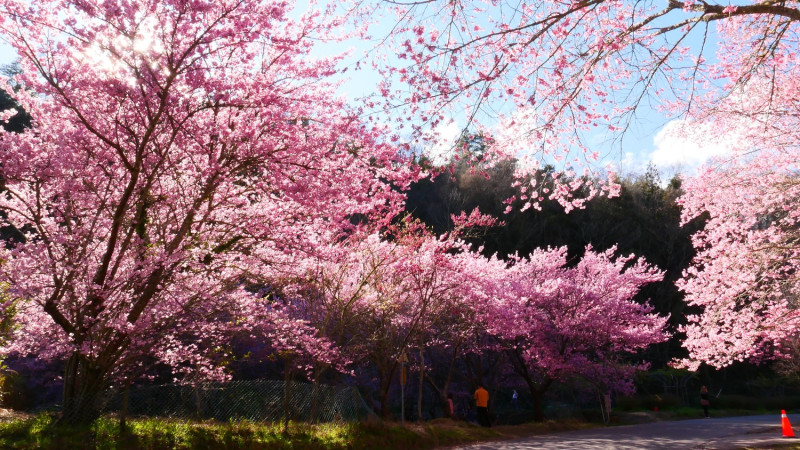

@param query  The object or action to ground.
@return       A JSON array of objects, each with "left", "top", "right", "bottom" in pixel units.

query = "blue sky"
[{"left": 0, "top": 41, "right": 12, "bottom": 67}]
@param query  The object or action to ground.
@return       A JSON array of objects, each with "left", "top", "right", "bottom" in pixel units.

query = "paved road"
[{"left": 455, "top": 414, "right": 800, "bottom": 449}]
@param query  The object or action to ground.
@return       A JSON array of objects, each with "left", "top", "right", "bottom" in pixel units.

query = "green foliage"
[
  {"left": 0, "top": 64, "right": 32, "bottom": 135},
  {"left": 0, "top": 283, "right": 18, "bottom": 343},
  {"left": 0, "top": 370, "right": 26, "bottom": 409},
  {"left": 0, "top": 282, "right": 20, "bottom": 407}
]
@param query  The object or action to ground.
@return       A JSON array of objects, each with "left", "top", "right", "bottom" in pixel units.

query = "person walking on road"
[
  {"left": 700, "top": 385, "right": 711, "bottom": 418},
  {"left": 474, "top": 384, "right": 491, "bottom": 427}
]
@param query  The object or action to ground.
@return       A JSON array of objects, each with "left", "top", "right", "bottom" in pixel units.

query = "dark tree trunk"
[
  {"left": 283, "top": 358, "right": 292, "bottom": 434},
  {"left": 378, "top": 364, "right": 393, "bottom": 420},
  {"left": 507, "top": 345, "right": 553, "bottom": 422},
  {"left": 59, "top": 353, "right": 107, "bottom": 426},
  {"left": 523, "top": 377, "right": 552, "bottom": 422},
  {"left": 530, "top": 389, "right": 545, "bottom": 422},
  {"left": 422, "top": 344, "right": 458, "bottom": 419},
  {"left": 310, "top": 379, "right": 320, "bottom": 424},
  {"left": 417, "top": 346, "right": 424, "bottom": 422},
  {"left": 379, "top": 384, "right": 391, "bottom": 419},
  {"left": 119, "top": 378, "right": 131, "bottom": 433}
]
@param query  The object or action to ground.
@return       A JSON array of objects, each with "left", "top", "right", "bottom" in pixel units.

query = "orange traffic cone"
[{"left": 782, "top": 410, "right": 795, "bottom": 438}]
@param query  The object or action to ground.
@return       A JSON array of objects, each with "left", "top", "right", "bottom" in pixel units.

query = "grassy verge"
[{"left": 0, "top": 414, "right": 592, "bottom": 449}]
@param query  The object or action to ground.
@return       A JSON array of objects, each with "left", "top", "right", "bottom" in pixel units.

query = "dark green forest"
[{"left": 0, "top": 81, "right": 29, "bottom": 245}]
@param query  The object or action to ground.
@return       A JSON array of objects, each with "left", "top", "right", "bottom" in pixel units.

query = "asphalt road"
[{"left": 454, "top": 414, "right": 800, "bottom": 449}]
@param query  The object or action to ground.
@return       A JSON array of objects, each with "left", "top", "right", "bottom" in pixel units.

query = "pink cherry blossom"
[{"left": 0, "top": 0, "right": 412, "bottom": 423}]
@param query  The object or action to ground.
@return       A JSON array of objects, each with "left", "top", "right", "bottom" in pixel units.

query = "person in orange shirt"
[{"left": 474, "top": 384, "right": 490, "bottom": 427}]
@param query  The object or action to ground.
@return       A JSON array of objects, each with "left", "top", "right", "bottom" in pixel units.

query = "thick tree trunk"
[
  {"left": 507, "top": 346, "right": 552, "bottom": 422},
  {"left": 58, "top": 353, "right": 107, "bottom": 426},
  {"left": 523, "top": 377, "right": 552, "bottom": 422},
  {"left": 530, "top": 389, "right": 544, "bottom": 422}
]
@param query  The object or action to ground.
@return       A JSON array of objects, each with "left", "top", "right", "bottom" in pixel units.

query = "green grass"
[{"left": 0, "top": 414, "right": 510, "bottom": 449}]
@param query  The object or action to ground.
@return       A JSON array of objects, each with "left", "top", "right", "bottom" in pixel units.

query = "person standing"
[
  {"left": 700, "top": 386, "right": 710, "bottom": 418},
  {"left": 474, "top": 384, "right": 491, "bottom": 427},
  {"left": 446, "top": 393, "right": 455, "bottom": 419}
]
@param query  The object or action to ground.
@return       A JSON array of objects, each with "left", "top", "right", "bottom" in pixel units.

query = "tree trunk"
[
  {"left": 62, "top": 352, "right": 78, "bottom": 411},
  {"left": 283, "top": 358, "right": 292, "bottom": 434},
  {"left": 422, "top": 344, "right": 458, "bottom": 419},
  {"left": 310, "top": 379, "right": 320, "bottom": 424},
  {"left": 59, "top": 353, "right": 107, "bottom": 426},
  {"left": 119, "top": 378, "right": 131, "bottom": 433},
  {"left": 377, "top": 362, "right": 395, "bottom": 420},
  {"left": 530, "top": 389, "right": 544, "bottom": 422},
  {"left": 379, "top": 384, "right": 391, "bottom": 420},
  {"left": 417, "top": 346, "right": 424, "bottom": 422},
  {"left": 522, "top": 376, "right": 552, "bottom": 422}
]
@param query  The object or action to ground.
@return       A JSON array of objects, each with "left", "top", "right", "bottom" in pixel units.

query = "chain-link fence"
[{"left": 100, "top": 380, "right": 376, "bottom": 423}]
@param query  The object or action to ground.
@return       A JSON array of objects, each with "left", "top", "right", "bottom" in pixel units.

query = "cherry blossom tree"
[
  {"left": 265, "top": 226, "right": 414, "bottom": 419},
  {"left": 677, "top": 146, "right": 800, "bottom": 369},
  {"left": 392, "top": 233, "right": 496, "bottom": 422},
  {"left": 276, "top": 234, "right": 397, "bottom": 375},
  {"left": 0, "top": 0, "right": 410, "bottom": 424},
  {"left": 417, "top": 256, "right": 501, "bottom": 418},
  {"left": 669, "top": 10, "right": 800, "bottom": 368},
  {"left": 488, "top": 246, "right": 668, "bottom": 420},
  {"left": 272, "top": 214, "right": 499, "bottom": 419}
]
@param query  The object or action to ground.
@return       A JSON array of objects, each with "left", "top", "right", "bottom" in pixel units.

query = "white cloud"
[
  {"left": 649, "top": 120, "right": 734, "bottom": 170},
  {"left": 425, "top": 121, "right": 463, "bottom": 163},
  {"left": 617, "top": 151, "right": 640, "bottom": 173}
]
